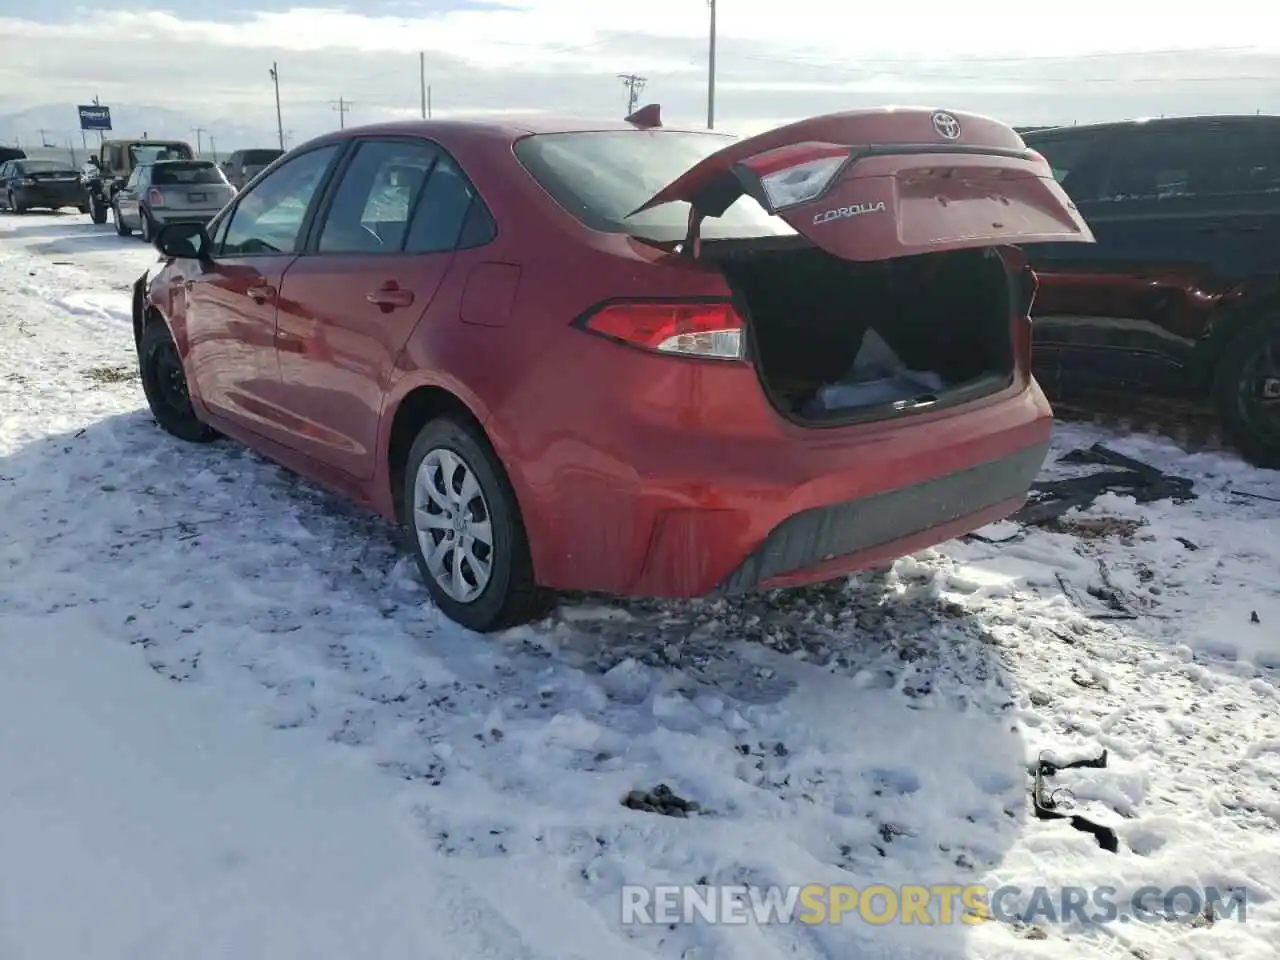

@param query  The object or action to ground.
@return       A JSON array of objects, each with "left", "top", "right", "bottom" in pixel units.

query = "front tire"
[
  {"left": 138, "top": 319, "right": 217, "bottom": 443},
  {"left": 403, "top": 417, "right": 545, "bottom": 632},
  {"left": 1213, "top": 315, "right": 1280, "bottom": 469},
  {"left": 7, "top": 192, "right": 24, "bottom": 215}
]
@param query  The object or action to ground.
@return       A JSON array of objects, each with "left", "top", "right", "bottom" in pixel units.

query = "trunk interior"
[{"left": 715, "top": 244, "right": 1016, "bottom": 425}]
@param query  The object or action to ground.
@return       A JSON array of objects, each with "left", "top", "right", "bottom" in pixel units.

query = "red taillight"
[
  {"left": 735, "top": 141, "right": 851, "bottom": 212},
  {"left": 147, "top": 188, "right": 166, "bottom": 207},
  {"left": 578, "top": 301, "right": 745, "bottom": 361}
]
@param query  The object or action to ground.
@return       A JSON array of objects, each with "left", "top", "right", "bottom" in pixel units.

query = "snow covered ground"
[{"left": 1, "top": 212, "right": 1278, "bottom": 960}]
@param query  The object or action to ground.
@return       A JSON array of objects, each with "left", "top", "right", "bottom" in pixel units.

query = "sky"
[{"left": 1, "top": 0, "right": 1279, "bottom": 150}]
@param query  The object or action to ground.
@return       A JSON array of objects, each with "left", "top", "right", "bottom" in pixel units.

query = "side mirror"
[
  {"left": 155, "top": 221, "right": 211, "bottom": 261},
  {"left": 88, "top": 155, "right": 98, "bottom": 165}
]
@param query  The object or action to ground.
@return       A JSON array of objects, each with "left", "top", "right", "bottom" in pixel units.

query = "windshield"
[
  {"left": 17, "top": 160, "right": 68, "bottom": 174},
  {"left": 152, "top": 161, "right": 226, "bottom": 186},
  {"left": 129, "top": 143, "right": 193, "bottom": 165},
  {"left": 513, "top": 130, "right": 796, "bottom": 242}
]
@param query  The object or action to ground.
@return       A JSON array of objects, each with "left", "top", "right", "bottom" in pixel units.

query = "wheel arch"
[
  {"left": 1195, "top": 278, "right": 1280, "bottom": 390},
  {"left": 382, "top": 378, "right": 500, "bottom": 528}
]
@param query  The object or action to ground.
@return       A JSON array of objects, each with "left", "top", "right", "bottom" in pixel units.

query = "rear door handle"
[
  {"left": 366, "top": 284, "right": 414, "bottom": 312},
  {"left": 247, "top": 282, "right": 276, "bottom": 303}
]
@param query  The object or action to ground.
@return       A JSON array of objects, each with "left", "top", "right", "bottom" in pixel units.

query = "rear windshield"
[
  {"left": 153, "top": 162, "right": 225, "bottom": 185},
  {"left": 242, "top": 150, "right": 283, "bottom": 165},
  {"left": 514, "top": 130, "right": 796, "bottom": 243},
  {"left": 130, "top": 143, "right": 193, "bottom": 165},
  {"left": 17, "top": 160, "right": 68, "bottom": 173}
]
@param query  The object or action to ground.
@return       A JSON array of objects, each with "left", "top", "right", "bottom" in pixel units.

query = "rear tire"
[
  {"left": 89, "top": 194, "right": 108, "bottom": 224},
  {"left": 402, "top": 416, "right": 547, "bottom": 632},
  {"left": 1213, "top": 315, "right": 1280, "bottom": 469},
  {"left": 138, "top": 319, "right": 217, "bottom": 444},
  {"left": 113, "top": 200, "right": 132, "bottom": 236},
  {"left": 140, "top": 209, "right": 155, "bottom": 243},
  {"left": 8, "top": 192, "right": 24, "bottom": 215}
]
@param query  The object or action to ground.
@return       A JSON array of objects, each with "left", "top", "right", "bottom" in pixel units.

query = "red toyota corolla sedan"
[{"left": 132, "top": 105, "right": 1093, "bottom": 632}]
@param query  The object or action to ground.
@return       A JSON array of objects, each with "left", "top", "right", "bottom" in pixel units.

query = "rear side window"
[
  {"left": 1101, "top": 124, "right": 1280, "bottom": 201},
  {"left": 514, "top": 130, "right": 794, "bottom": 243},
  {"left": 403, "top": 155, "right": 487, "bottom": 254},
  {"left": 152, "top": 162, "right": 225, "bottom": 185}
]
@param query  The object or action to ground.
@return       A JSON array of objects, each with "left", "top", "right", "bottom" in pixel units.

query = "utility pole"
[
  {"left": 706, "top": 0, "right": 717, "bottom": 129},
  {"left": 91, "top": 95, "right": 104, "bottom": 147},
  {"left": 38, "top": 128, "right": 55, "bottom": 147},
  {"left": 331, "top": 97, "right": 352, "bottom": 129},
  {"left": 269, "top": 61, "right": 284, "bottom": 151},
  {"left": 191, "top": 127, "right": 205, "bottom": 155},
  {"left": 209, "top": 135, "right": 218, "bottom": 163},
  {"left": 428, "top": 85, "right": 432, "bottom": 119},
  {"left": 420, "top": 52, "right": 427, "bottom": 119},
  {"left": 617, "top": 73, "right": 647, "bottom": 116}
]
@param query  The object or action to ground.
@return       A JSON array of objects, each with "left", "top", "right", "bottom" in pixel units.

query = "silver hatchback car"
[{"left": 112, "top": 159, "right": 236, "bottom": 242}]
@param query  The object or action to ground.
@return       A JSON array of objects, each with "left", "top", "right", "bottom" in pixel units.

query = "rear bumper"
[
  {"left": 512, "top": 370, "right": 1054, "bottom": 598},
  {"left": 14, "top": 185, "right": 87, "bottom": 207},
  {"left": 717, "top": 441, "right": 1045, "bottom": 592},
  {"left": 151, "top": 211, "right": 217, "bottom": 226}
]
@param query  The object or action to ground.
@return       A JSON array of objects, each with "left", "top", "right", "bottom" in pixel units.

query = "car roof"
[
  {"left": 1024, "top": 114, "right": 1280, "bottom": 138},
  {"left": 308, "top": 114, "right": 729, "bottom": 147}
]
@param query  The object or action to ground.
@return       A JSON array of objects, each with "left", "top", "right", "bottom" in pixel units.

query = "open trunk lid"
[{"left": 630, "top": 107, "right": 1094, "bottom": 259}]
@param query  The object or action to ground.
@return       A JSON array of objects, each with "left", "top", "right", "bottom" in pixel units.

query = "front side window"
[{"left": 219, "top": 144, "right": 341, "bottom": 257}]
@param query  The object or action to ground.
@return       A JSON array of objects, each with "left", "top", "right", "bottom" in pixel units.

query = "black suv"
[{"left": 1022, "top": 115, "right": 1280, "bottom": 467}]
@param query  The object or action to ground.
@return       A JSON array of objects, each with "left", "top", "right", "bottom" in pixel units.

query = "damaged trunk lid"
[{"left": 630, "top": 107, "right": 1094, "bottom": 259}]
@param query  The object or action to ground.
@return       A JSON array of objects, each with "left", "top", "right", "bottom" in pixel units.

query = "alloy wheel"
[{"left": 412, "top": 447, "right": 495, "bottom": 603}]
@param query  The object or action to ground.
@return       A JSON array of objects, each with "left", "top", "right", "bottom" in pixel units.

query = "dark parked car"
[
  {"left": 0, "top": 158, "right": 89, "bottom": 214},
  {"left": 1022, "top": 115, "right": 1280, "bottom": 467},
  {"left": 0, "top": 146, "right": 26, "bottom": 164},
  {"left": 132, "top": 108, "right": 1090, "bottom": 631},
  {"left": 221, "top": 148, "right": 285, "bottom": 190}
]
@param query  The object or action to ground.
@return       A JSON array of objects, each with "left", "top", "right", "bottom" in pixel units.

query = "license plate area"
[{"left": 188, "top": 192, "right": 206, "bottom": 202}]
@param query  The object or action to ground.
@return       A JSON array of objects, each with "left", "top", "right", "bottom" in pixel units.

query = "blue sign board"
[{"left": 77, "top": 105, "right": 112, "bottom": 132}]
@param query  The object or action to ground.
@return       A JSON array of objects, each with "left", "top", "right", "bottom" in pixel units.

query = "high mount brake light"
[
  {"left": 737, "top": 142, "right": 851, "bottom": 213},
  {"left": 579, "top": 301, "right": 744, "bottom": 360}
]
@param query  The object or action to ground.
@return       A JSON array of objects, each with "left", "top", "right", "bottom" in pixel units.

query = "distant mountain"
[{"left": 0, "top": 102, "right": 280, "bottom": 159}]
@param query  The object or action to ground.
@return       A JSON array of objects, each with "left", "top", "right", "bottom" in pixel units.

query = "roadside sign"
[{"left": 78, "top": 105, "right": 112, "bottom": 131}]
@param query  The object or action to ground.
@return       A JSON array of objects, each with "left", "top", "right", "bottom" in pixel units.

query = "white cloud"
[{"left": 1, "top": 1, "right": 1278, "bottom": 151}]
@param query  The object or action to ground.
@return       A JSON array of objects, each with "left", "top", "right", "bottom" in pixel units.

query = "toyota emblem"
[{"left": 931, "top": 111, "right": 962, "bottom": 140}]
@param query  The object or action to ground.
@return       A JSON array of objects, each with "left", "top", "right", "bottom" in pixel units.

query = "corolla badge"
[
  {"left": 931, "top": 111, "right": 962, "bottom": 140},
  {"left": 813, "top": 201, "right": 887, "bottom": 225}
]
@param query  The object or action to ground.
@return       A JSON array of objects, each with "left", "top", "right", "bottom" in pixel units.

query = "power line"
[{"left": 617, "top": 73, "right": 646, "bottom": 116}]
